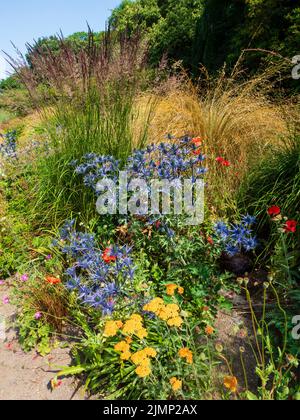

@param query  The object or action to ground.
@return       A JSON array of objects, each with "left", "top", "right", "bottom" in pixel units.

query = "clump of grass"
[
  {"left": 238, "top": 134, "right": 300, "bottom": 224},
  {"left": 139, "top": 61, "right": 294, "bottom": 212},
  {"left": 8, "top": 30, "right": 155, "bottom": 226}
]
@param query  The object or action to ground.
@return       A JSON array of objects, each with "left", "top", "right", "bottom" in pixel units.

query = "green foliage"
[
  {"left": 0, "top": 87, "right": 32, "bottom": 116},
  {"left": 0, "top": 75, "right": 22, "bottom": 91},
  {"left": 57, "top": 295, "right": 217, "bottom": 400},
  {"left": 238, "top": 134, "right": 300, "bottom": 241},
  {"left": 195, "top": 0, "right": 300, "bottom": 77},
  {"left": 16, "top": 309, "right": 53, "bottom": 356},
  {"left": 110, "top": 0, "right": 204, "bottom": 68}
]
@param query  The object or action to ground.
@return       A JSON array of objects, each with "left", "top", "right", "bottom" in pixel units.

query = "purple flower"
[
  {"left": 21, "top": 274, "right": 29, "bottom": 282},
  {"left": 34, "top": 312, "right": 42, "bottom": 320},
  {"left": 0, "top": 280, "right": 5, "bottom": 286},
  {"left": 2, "top": 296, "right": 9, "bottom": 305},
  {"left": 46, "top": 255, "right": 53, "bottom": 260}
]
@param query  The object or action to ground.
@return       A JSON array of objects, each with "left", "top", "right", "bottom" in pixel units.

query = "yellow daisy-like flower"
[
  {"left": 114, "top": 341, "right": 130, "bottom": 353},
  {"left": 170, "top": 377, "right": 182, "bottom": 392},
  {"left": 167, "top": 316, "right": 183, "bottom": 327},
  {"left": 114, "top": 341, "right": 132, "bottom": 361},
  {"left": 143, "top": 298, "right": 164, "bottom": 314},
  {"left": 224, "top": 376, "right": 238, "bottom": 393},
  {"left": 166, "top": 304, "right": 180, "bottom": 317},
  {"left": 144, "top": 348, "right": 157, "bottom": 358},
  {"left": 135, "top": 360, "right": 152, "bottom": 378},
  {"left": 130, "top": 314, "right": 143, "bottom": 322},
  {"left": 166, "top": 284, "right": 178, "bottom": 296},
  {"left": 120, "top": 351, "right": 132, "bottom": 361},
  {"left": 157, "top": 307, "right": 170, "bottom": 321},
  {"left": 136, "top": 328, "right": 148, "bottom": 340},
  {"left": 103, "top": 320, "right": 123, "bottom": 337},
  {"left": 179, "top": 348, "right": 193, "bottom": 364}
]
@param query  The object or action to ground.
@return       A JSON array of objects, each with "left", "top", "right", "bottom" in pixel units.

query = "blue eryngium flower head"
[
  {"left": 242, "top": 214, "right": 257, "bottom": 226},
  {"left": 225, "top": 244, "right": 240, "bottom": 257},
  {"left": 214, "top": 215, "right": 258, "bottom": 256},
  {"left": 55, "top": 222, "right": 135, "bottom": 315}
]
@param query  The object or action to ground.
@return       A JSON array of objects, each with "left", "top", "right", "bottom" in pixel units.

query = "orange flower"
[
  {"left": 205, "top": 325, "right": 214, "bottom": 336},
  {"left": 224, "top": 376, "right": 238, "bottom": 393},
  {"left": 166, "top": 284, "right": 178, "bottom": 296},
  {"left": 179, "top": 348, "right": 193, "bottom": 364},
  {"left": 170, "top": 377, "right": 182, "bottom": 392},
  {"left": 46, "top": 276, "right": 61, "bottom": 285},
  {"left": 191, "top": 137, "right": 202, "bottom": 147},
  {"left": 177, "top": 286, "right": 184, "bottom": 295}
]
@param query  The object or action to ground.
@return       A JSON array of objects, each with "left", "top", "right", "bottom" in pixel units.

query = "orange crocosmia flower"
[
  {"left": 46, "top": 276, "right": 61, "bottom": 285},
  {"left": 166, "top": 284, "right": 178, "bottom": 296},
  {"left": 205, "top": 325, "right": 214, "bottom": 336},
  {"left": 224, "top": 376, "right": 238, "bottom": 393}
]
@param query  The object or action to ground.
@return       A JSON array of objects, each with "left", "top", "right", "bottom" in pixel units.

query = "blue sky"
[{"left": 0, "top": 0, "right": 121, "bottom": 79}]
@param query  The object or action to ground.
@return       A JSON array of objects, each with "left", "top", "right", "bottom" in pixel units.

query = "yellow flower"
[
  {"left": 170, "top": 377, "right": 182, "bottom": 392},
  {"left": 131, "top": 348, "right": 156, "bottom": 365},
  {"left": 103, "top": 320, "right": 123, "bottom": 337},
  {"left": 157, "top": 307, "right": 170, "bottom": 321},
  {"left": 167, "top": 316, "right": 183, "bottom": 327},
  {"left": 143, "top": 298, "right": 164, "bottom": 314},
  {"left": 144, "top": 348, "right": 157, "bottom": 358},
  {"left": 130, "top": 314, "right": 143, "bottom": 322},
  {"left": 120, "top": 351, "right": 132, "bottom": 361},
  {"left": 114, "top": 341, "right": 130, "bottom": 353},
  {"left": 179, "top": 348, "right": 193, "bottom": 364},
  {"left": 114, "top": 341, "right": 132, "bottom": 361},
  {"left": 224, "top": 376, "right": 238, "bottom": 393},
  {"left": 166, "top": 304, "right": 180, "bottom": 317},
  {"left": 126, "top": 337, "right": 133, "bottom": 345},
  {"left": 135, "top": 360, "right": 152, "bottom": 378},
  {"left": 136, "top": 327, "right": 148, "bottom": 340},
  {"left": 166, "top": 284, "right": 178, "bottom": 296}
]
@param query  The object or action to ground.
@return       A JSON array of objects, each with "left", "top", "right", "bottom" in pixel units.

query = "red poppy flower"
[
  {"left": 268, "top": 206, "right": 281, "bottom": 217},
  {"left": 192, "top": 149, "right": 202, "bottom": 156},
  {"left": 216, "top": 157, "right": 231, "bottom": 167},
  {"left": 284, "top": 220, "right": 298, "bottom": 233},
  {"left": 46, "top": 276, "right": 61, "bottom": 285},
  {"left": 102, "top": 248, "right": 117, "bottom": 264},
  {"left": 222, "top": 160, "right": 231, "bottom": 167}
]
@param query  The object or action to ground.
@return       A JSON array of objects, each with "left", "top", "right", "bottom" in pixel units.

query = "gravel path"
[{"left": 0, "top": 284, "right": 85, "bottom": 400}]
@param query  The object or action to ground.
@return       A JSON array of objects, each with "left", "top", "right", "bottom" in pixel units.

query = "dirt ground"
[{"left": 0, "top": 283, "right": 86, "bottom": 401}]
